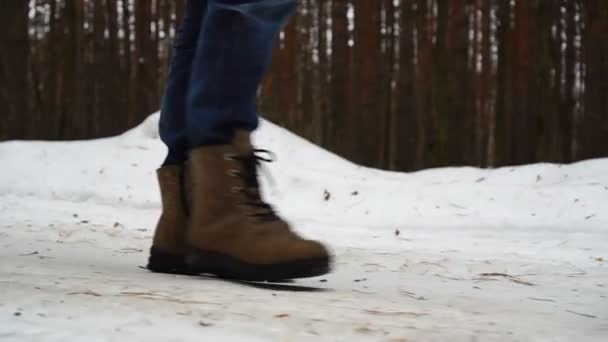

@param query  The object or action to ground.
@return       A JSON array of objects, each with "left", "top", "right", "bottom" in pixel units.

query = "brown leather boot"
[
  {"left": 185, "top": 131, "right": 331, "bottom": 281},
  {"left": 147, "top": 165, "right": 191, "bottom": 274}
]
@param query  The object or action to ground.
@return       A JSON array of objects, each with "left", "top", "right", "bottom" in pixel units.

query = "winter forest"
[
  {"left": 1, "top": 0, "right": 607, "bottom": 171},
  {"left": 2, "top": 1, "right": 608, "bottom": 340}
]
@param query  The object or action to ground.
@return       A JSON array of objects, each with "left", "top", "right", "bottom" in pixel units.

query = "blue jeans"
[{"left": 159, "top": 0, "right": 296, "bottom": 165}]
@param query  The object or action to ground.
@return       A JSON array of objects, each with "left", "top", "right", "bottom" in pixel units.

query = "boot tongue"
[{"left": 232, "top": 130, "right": 253, "bottom": 155}]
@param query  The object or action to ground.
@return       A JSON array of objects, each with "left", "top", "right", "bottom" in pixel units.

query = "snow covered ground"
[{"left": 1, "top": 113, "right": 607, "bottom": 341}]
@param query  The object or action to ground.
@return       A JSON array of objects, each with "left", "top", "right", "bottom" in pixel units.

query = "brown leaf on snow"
[
  {"left": 323, "top": 190, "right": 331, "bottom": 201},
  {"left": 354, "top": 326, "right": 375, "bottom": 334},
  {"left": 275, "top": 313, "right": 289, "bottom": 318}
]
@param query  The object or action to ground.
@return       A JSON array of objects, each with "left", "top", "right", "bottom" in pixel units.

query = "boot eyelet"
[
  {"left": 231, "top": 186, "right": 243, "bottom": 193},
  {"left": 224, "top": 153, "right": 237, "bottom": 161},
  {"left": 227, "top": 169, "right": 240, "bottom": 177}
]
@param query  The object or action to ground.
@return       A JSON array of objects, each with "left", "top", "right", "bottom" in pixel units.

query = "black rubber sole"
[
  {"left": 147, "top": 247, "right": 194, "bottom": 275},
  {"left": 148, "top": 246, "right": 331, "bottom": 282},
  {"left": 185, "top": 249, "right": 331, "bottom": 282}
]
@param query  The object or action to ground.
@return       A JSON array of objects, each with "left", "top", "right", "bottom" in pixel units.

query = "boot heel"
[{"left": 147, "top": 247, "right": 193, "bottom": 275}]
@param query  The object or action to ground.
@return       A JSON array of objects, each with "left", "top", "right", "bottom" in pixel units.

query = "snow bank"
[{"left": 2, "top": 113, "right": 607, "bottom": 237}]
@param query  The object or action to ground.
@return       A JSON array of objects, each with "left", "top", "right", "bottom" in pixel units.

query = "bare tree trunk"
[
  {"left": 354, "top": 0, "right": 382, "bottom": 166},
  {"left": 392, "top": 0, "right": 417, "bottom": 170},
  {"left": 580, "top": 0, "right": 608, "bottom": 160},
  {"left": 0, "top": 0, "right": 29, "bottom": 140},
  {"left": 512, "top": 0, "right": 533, "bottom": 164},
  {"left": 328, "top": 0, "right": 352, "bottom": 159},
  {"left": 560, "top": 0, "right": 576, "bottom": 162}
]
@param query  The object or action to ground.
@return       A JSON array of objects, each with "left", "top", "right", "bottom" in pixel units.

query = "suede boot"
[
  {"left": 185, "top": 131, "right": 331, "bottom": 281},
  {"left": 147, "top": 165, "right": 190, "bottom": 274}
]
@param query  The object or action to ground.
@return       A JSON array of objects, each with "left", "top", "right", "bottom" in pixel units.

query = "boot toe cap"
[{"left": 290, "top": 239, "right": 331, "bottom": 261}]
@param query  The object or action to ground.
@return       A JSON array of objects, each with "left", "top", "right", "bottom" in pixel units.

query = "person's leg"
[
  {"left": 186, "top": 0, "right": 297, "bottom": 147},
  {"left": 159, "top": 0, "right": 207, "bottom": 166},
  {"left": 148, "top": 1, "right": 207, "bottom": 274},
  {"left": 183, "top": 0, "right": 331, "bottom": 281}
]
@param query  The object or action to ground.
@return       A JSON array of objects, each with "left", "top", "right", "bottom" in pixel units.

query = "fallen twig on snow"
[
  {"left": 68, "top": 290, "right": 102, "bottom": 297},
  {"left": 117, "top": 291, "right": 221, "bottom": 305},
  {"left": 566, "top": 310, "right": 597, "bottom": 319},
  {"left": 419, "top": 261, "right": 449, "bottom": 271},
  {"left": 476, "top": 273, "right": 536, "bottom": 286},
  {"left": 115, "top": 248, "right": 143, "bottom": 253},
  {"left": 433, "top": 274, "right": 464, "bottom": 281},
  {"left": 528, "top": 297, "right": 555, "bottom": 302},
  {"left": 400, "top": 290, "right": 427, "bottom": 301},
  {"left": 363, "top": 309, "right": 427, "bottom": 317},
  {"left": 352, "top": 289, "right": 375, "bottom": 295}
]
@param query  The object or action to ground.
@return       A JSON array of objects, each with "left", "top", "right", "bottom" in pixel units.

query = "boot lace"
[{"left": 228, "top": 149, "right": 279, "bottom": 221}]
